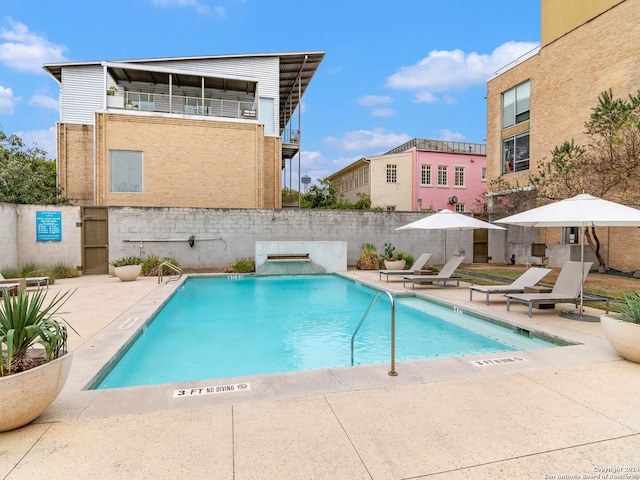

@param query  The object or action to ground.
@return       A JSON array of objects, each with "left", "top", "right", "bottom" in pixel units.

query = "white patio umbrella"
[
  {"left": 495, "top": 193, "right": 640, "bottom": 316},
  {"left": 396, "top": 209, "right": 506, "bottom": 262}
]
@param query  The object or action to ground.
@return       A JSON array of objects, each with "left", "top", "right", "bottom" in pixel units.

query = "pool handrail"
[
  {"left": 158, "top": 262, "right": 183, "bottom": 284},
  {"left": 350, "top": 290, "right": 398, "bottom": 376}
]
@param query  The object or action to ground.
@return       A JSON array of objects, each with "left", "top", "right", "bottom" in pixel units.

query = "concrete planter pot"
[
  {"left": 113, "top": 264, "right": 142, "bottom": 281},
  {"left": 0, "top": 352, "right": 73, "bottom": 432},
  {"left": 601, "top": 314, "right": 640, "bottom": 363},
  {"left": 384, "top": 260, "right": 406, "bottom": 270}
]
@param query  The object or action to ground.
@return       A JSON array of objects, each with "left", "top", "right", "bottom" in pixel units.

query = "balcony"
[{"left": 106, "top": 91, "right": 258, "bottom": 121}]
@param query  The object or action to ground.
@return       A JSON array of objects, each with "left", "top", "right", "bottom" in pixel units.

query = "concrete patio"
[{"left": 1, "top": 270, "right": 639, "bottom": 479}]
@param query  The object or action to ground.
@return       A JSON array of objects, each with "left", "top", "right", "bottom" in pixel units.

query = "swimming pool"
[{"left": 94, "top": 275, "right": 556, "bottom": 389}]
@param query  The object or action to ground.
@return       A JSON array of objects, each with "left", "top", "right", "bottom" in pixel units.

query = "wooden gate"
[
  {"left": 473, "top": 228, "right": 489, "bottom": 263},
  {"left": 81, "top": 206, "right": 109, "bottom": 274}
]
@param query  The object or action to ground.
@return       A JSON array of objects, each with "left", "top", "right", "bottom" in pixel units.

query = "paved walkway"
[{"left": 2, "top": 271, "right": 639, "bottom": 479}]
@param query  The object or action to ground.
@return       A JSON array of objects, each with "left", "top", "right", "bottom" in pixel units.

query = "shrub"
[
  {"left": 110, "top": 256, "right": 143, "bottom": 267},
  {"left": 141, "top": 255, "right": 181, "bottom": 276},
  {"left": 50, "top": 263, "right": 81, "bottom": 279},
  {"left": 617, "top": 291, "right": 640, "bottom": 324},
  {"left": 224, "top": 258, "right": 255, "bottom": 273},
  {"left": 356, "top": 243, "right": 379, "bottom": 270},
  {"left": 395, "top": 252, "right": 414, "bottom": 269}
]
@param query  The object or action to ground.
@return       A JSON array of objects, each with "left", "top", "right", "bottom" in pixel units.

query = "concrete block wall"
[
  {"left": 0, "top": 203, "right": 18, "bottom": 270},
  {"left": 108, "top": 207, "right": 513, "bottom": 269}
]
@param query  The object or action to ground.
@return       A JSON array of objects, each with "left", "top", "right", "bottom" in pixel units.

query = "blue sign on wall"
[{"left": 36, "top": 211, "right": 62, "bottom": 242}]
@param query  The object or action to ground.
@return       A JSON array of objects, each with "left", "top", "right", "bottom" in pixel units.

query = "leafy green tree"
[
  {"left": 526, "top": 90, "right": 640, "bottom": 271},
  {"left": 0, "top": 127, "right": 67, "bottom": 205},
  {"left": 300, "top": 178, "right": 344, "bottom": 209}
]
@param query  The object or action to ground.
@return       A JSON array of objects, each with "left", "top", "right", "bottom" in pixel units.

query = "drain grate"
[{"left": 471, "top": 356, "right": 524, "bottom": 366}]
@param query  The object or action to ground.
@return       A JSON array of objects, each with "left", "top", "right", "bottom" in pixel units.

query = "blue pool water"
[{"left": 95, "top": 275, "right": 555, "bottom": 389}]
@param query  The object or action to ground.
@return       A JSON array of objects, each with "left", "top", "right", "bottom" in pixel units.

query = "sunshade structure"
[
  {"left": 495, "top": 193, "right": 640, "bottom": 317},
  {"left": 396, "top": 209, "right": 505, "bottom": 262}
]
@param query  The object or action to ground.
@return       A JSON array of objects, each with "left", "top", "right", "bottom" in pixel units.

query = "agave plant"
[
  {"left": 617, "top": 290, "right": 640, "bottom": 324},
  {"left": 0, "top": 289, "right": 75, "bottom": 376}
]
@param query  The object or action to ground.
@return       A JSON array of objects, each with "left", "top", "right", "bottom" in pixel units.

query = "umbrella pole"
[{"left": 580, "top": 224, "right": 585, "bottom": 317}]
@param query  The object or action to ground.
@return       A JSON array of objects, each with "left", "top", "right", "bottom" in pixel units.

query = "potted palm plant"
[
  {"left": 0, "top": 289, "right": 74, "bottom": 431},
  {"left": 601, "top": 290, "right": 640, "bottom": 363},
  {"left": 110, "top": 256, "right": 143, "bottom": 281}
]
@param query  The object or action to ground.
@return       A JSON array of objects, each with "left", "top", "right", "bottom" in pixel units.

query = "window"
[
  {"left": 454, "top": 166, "right": 465, "bottom": 187},
  {"left": 386, "top": 164, "right": 397, "bottom": 183},
  {"left": 481, "top": 167, "right": 487, "bottom": 181},
  {"left": 386, "top": 205, "right": 396, "bottom": 211},
  {"left": 502, "top": 132, "right": 530, "bottom": 174},
  {"left": 455, "top": 204, "right": 465, "bottom": 213},
  {"left": 563, "top": 227, "right": 580, "bottom": 245},
  {"left": 437, "top": 166, "right": 448, "bottom": 186},
  {"left": 502, "top": 81, "right": 530, "bottom": 128},
  {"left": 421, "top": 164, "right": 432, "bottom": 186},
  {"left": 110, "top": 150, "right": 143, "bottom": 193}
]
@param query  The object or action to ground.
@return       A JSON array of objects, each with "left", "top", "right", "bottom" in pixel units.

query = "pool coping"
[{"left": 39, "top": 271, "right": 619, "bottom": 424}]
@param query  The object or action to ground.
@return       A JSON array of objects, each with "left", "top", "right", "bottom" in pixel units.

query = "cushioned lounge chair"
[
  {"left": 505, "top": 261, "right": 593, "bottom": 317},
  {"left": 403, "top": 256, "right": 465, "bottom": 289},
  {"left": 469, "top": 267, "right": 552, "bottom": 305},
  {"left": 0, "top": 282, "right": 21, "bottom": 296},
  {"left": 379, "top": 253, "right": 432, "bottom": 282},
  {"left": 0, "top": 272, "right": 48, "bottom": 290},
  {"left": 0, "top": 274, "right": 26, "bottom": 293}
]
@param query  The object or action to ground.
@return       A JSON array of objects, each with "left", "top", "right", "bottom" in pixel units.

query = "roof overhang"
[{"left": 43, "top": 51, "right": 325, "bottom": 133}]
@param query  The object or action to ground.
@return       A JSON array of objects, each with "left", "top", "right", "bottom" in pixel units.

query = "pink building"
[{"left": 328, "top": 139, "right": 487, "bottom": 212}]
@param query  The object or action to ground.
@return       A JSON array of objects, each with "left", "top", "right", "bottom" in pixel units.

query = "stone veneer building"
[
  {"left": 43, "top": 52, "right": 324, "bottom": 209},
  {"left": 486, "top": 0, "right": 640, "bottom": 271}
]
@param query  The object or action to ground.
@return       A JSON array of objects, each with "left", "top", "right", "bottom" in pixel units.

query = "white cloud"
[
  {"left": 0, "top": 85, "right": 21, "bottom": 114},
  {"left": 17, "top": 126, "right": 56, "bottom": 158},
  {"left": 324, "top": 128, "right": 412, "bottom": 153},
  {"left": 438, "top": 129, "right": 466, "bottom": 142},
  {"left": 371, "top": 107, "right": 396, "bottom": 117},
  {"left": 386, "top": 41, "right": 538, "bottom": 101},
  {"left": 30, "top": 94, "right": 58, "bottom": 110},
  {"left": 152, "top": 0, "right": 211, "bottom": 14},
  {"left": 0, "top": 18, "right": 67, "bottom": 74},
  {"left": 414, "top": 91, "right": 437, "bottom": 104},
  {"left": 356, "top": 95, "right": 393, "bottom": 106}
]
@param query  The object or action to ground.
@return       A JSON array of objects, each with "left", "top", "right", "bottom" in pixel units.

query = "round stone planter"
[
  {"left": 113, "top": 264, "right": 142, "bottom": 281},
  {"left": 601, "top": 314, "right": 640, "bottom": 363},
  {"left": 384, "top": 260, "right": 406, "bottom": 270},
  {"left": 0, "top": 352, "right": 73, "bottom": 432}
]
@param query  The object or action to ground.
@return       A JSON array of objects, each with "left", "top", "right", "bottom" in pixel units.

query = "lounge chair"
[
  {"left": 403, "top": 256, "right": 466, "bottom": 289},
  {"left": 0, "top": 272, "right": 48, "bottom": 290},
  {"left": 469, "top": 267, "right": 552, "bottom": 305},
  {"left": 379, "top": 253, "right": 432, "bottom": 282},
  {"left": 505, "top": 261, "right": 593, "bottom": 317},
  {"left": 0, "top": 283, "right": 21, "bottom": 296},
  {"left": 0, "top": 273, "right": 26, "bottom": 293}
]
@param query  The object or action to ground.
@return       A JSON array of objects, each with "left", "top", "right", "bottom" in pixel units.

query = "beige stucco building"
[
  {"left": 327, "top": 139, "right": 487, "bottom": 213},
  {"left": 44, "top": 52, "right": 324, "bottom": 209},
  {"left": 486, "top": 0, "right": 640, "bottom": 270}
]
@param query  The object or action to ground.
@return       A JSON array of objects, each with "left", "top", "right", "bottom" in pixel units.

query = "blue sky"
[{"left": 0, "top": 0, "right": 539, "bottom": 185}]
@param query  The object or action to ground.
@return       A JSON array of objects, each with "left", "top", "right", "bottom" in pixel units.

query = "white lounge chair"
[
  {"left": 469, "top": 267, "right": 552, "bottom": 305},
  {"left": 403, "top": 256, "right": 466, "bottom": 289},
  {"left": 0, "top": 283, "right": 21, "bottom": 296},
  {"left": 505, "top": 261, "right": 593, "bottom": 317},
  {"left": 0, "top": 272, "right": 49, "bottom": 290},
  {"left": 379, "top": 253, "right": 432, "bottom": 282}
]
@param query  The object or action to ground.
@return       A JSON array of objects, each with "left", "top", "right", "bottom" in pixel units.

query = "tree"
[
  {"left": 0, "top": 128, "right": 67, "bottom": 205},
  {"left": 300, "top": 178, "right": 346, "bottom": 209},
  {"left": 527, "top": 89, "right": 640, "bottom": 271}
]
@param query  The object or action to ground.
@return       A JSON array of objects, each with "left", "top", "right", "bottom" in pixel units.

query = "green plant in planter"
[
  {"left": 616, "top": 291, "right": 640, "bottom": 324},
  {"left": 110, "top": 256, "right": 143, "bottom": 267},
  {"left": 395, "top": 252, "right": 414, "bottom": 270},
  {"left": 356, "top": 243, "right": 380, "bottom": 270},
  {"left": 0, "top": 289, "right": 75, "bottom": 376},
  {"left": 106, "top": 86, "right": 118, "bottom": 96},
  {"left": 383, "top": 242, "right": 397, "bottom": 261}
]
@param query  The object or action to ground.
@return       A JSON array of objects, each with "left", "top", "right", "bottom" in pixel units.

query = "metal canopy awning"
[{"left": 43, "top": 51, "right": 325, "bottom": 134}]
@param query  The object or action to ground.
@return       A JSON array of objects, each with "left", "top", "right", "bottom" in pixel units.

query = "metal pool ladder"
[
  {"left": 158, "top": 262, "right": 182, "bottom": 284},
  {"left": 350, "top": 290, "right": 398, "bottom": 376}
]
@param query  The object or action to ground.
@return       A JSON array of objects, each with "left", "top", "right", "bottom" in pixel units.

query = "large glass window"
[
  {"left": 386, "top": 164, "right": 397, "bottom": 183},
  {"left": 502, "top": 81, "right": 530, "bottom": 128},
  {"left": 502, "top": 133, "right": 530, "bottom": 174},
  {"left": 438, "top": 166, "right": 448, "bottom": 186},
  {"left": 421, "top": 164, "right": 432, "bottom": 186},
  {"left": 110, "top": 150, "right": 143, "bottom": 193}
]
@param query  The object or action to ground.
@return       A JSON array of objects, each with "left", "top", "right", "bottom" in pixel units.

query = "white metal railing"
[{"left": 117, "top": 91, "right": 257, "bottom": 120}]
